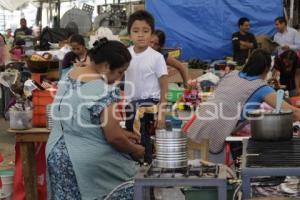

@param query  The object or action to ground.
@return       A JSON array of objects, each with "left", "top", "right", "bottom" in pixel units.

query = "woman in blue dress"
[{"left": 46, "top": 38, "right": 145, "bottom": 200}]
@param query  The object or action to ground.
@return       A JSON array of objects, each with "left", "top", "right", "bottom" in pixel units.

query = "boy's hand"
[
  {"left": 155, "top": 119, "right": 165, "bottom": 129},
  {"left": 155, "top": 103, "right": 166, "bottom": 129}
]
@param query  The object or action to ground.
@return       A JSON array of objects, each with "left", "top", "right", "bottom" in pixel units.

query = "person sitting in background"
[
  {"left": 274, "top": 16, "right": 300, "bottom": 55},
  {"left": 185, "top": 49, "right": 300, "bottom": 163},
  {"left": 232, "top": 17, "right": 258, "bottom": 65},
  {"left": 150, "top": 29, "right": 189, "bottom": 88},
  {"left": 272, "top": 49, "right": 300, "bottom": 96},
  {"left": 46, "top": 38, "right": 144, "bottom": 199},
  {"left": 61, "top": 34, "right": 88, "bottom": 69},
  {"left": 9, "top": 39, "right": 25, "bottom": 61}
]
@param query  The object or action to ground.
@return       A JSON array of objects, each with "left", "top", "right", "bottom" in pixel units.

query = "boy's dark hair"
[
  {"left": 154, "top": 29, "right": 166, "bottom": 47},
  {"left": 238, "top": 17, "right": 250, "bottom": 27},
  {"left": 127, "top": 10, "right": 155, "bottom": 34},
  {"left": 70, "top": 34, "right": 85, "bottom": 46},
  {"left": 88, "top": 37, "right": 131, "bottom": 70},
  {"left": 275, "top": 16, "right": 287, "bottom": 25},
  {"left": 242, "top": 49, "right": 271, "bottom": 76}
]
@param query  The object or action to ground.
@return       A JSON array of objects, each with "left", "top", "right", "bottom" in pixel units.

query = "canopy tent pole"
[{"left": 289, "top": 0, "right": 294, "bottom": 26}]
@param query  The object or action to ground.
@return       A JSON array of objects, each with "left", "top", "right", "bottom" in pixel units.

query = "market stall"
[{"left": 1, "top": 0, "right": 300, "bottom": 199}]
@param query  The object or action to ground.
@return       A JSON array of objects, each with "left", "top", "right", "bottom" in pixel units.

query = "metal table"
[
  {"left": 134, "top": 165, "right": 228, "bottom": 200},
  {"left": 241, "top": 138, "right": 300, "bottom": 199}
]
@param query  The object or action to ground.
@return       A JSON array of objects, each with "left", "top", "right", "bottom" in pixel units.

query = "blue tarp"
[{"left": 146, "top": 0, "right": 283, "bottom": 60}]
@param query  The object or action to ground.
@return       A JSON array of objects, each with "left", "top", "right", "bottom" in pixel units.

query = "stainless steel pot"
[
  {"left": 248, "top": 109, "right": 293, "bottom": 141},
  {"left": 155, "top": 128, "right": 188, "bottom": 169},
  {"left": 155, "top": 145, "right": 186, "bottom": 153}
]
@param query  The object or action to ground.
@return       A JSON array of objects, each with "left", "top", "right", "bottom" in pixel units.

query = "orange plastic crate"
[
  {"left": 32, "top": 89, "right": 56, "bottom": 127},
  {"left": 32, "top": 114, "right": 47, "bottom": 127}
]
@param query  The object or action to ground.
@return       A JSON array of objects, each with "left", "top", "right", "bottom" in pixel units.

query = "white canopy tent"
[{"left": 0, "top": 0, "right": 31, "bottom": 12}]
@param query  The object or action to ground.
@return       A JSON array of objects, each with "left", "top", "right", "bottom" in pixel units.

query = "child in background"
[
  {"left": 125, "top": 10, "right": 168, "bottom": 164},
  {"left": 10, "top": 39, "right": 25, "bottom": 61},
  {"left": 150, "top": 29, "right": 189, "bottom": 88}
]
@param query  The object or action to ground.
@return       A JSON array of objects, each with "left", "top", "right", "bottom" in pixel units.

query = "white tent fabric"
[{"left": 0, "top": 0, "right": 30, "bottom": 11}]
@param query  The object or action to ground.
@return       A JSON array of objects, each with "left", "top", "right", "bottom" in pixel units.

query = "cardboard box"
[{"left": 168, "top": 66, "right": 204, "bottom": 83}]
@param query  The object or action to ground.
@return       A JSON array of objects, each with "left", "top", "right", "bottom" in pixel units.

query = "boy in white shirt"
[{"left": 125, "top": 10, "right": 168, "bottom": 163}]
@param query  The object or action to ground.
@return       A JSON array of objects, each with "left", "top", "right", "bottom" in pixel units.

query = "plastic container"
[
  {"left": 9, "top": 110, "right": 32, "bottom": 130},
  {"left": 32, "top": 114, "right": 47, "bottom": 127},
  {"left": 168, "top": 88, "right": 184, "bottom": 103},
  {"left": 32, "top": 89, "right": 56, "bottom": 127},
  {"left": 0, "top": 169, "right": 14, "bottom": 200},
  {"left": 32, "top": 90, "right": 56, "bottom": 106},
  {"left": 165, "top": 115, "right": 182, "bottom": 129}
]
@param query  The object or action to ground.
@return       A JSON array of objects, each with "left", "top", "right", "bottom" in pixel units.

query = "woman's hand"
[
  {"left": 131, "top": 145, "right": 145, "bottom": 159},
  {"left": 74, "top": 59, "right": 86, "bottom": 68},
  {"left": 74, "top": 56, "right": 90, "bottom": 68},
  {"left": 125, "top": 132, "right": 141, "bottom": 144}
]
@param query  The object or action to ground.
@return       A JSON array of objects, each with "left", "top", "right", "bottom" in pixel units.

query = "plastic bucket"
[{"left": 0, "top": 169, "right": 14, "bottom": 200}]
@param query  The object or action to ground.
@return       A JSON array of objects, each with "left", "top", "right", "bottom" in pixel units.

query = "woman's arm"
[
  {"left": 166, "top": 56, "right": 189, "bottom": 87},
  {"left": 100, "top": 103, "right": 145, "bottom": 159},
  {"left": 264, "top": 92, "right": 300, "bottom": 121}
]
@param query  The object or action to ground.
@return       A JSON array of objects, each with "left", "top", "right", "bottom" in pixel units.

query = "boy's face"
[{"left": 129, "top": 20, "right": 152, "bottom": 49}]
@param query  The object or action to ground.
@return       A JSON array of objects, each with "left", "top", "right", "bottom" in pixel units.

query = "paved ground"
[{"left": 0, "top": 117, "right": 15, "bottom": 170}]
